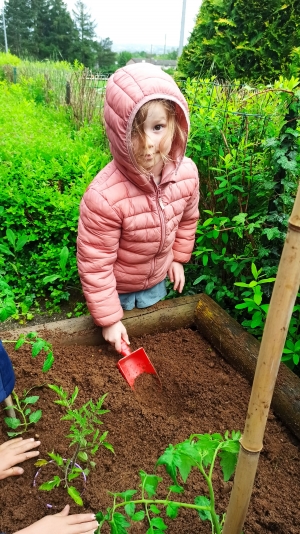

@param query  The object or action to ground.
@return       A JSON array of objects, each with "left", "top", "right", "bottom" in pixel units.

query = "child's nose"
[{"left": 145, "top": 134, "right": 154, "bottom": 149}]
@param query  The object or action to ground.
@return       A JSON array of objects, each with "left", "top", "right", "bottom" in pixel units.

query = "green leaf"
[
  {"left": 24, "top": 396, "right": 39, "bottom": 405},
  {"left": 59, "top": 246, "right": 69, "bottom": 273},
  {"left": 95, "top": 511, "right": 104, "bottom": 523},
  {"left": 77, "top": 451, "right": 88, "bottom": 462},
  {"left": 39, "top": 476, "right": 61, "bottom": 490},
  {"left": 48, "top": 452, "right": 64, "bottom": 466},
  {"left": 15, "top": 336, "right": 26, "bottom": 350},
  {"left": 0, "top": 244, "right": 14, "bottom": 256},
  {"left": 194, "top": 495, "right": 212, "bottom": 521},
  {"left": 169, "top": 485, "right": 184, "bottom": 494},
  {"left": 103, "top": 442, "right": 114, "bottom": 453},
  {"left": 119, "top": 490, "right": 137, "bottom": 501},
  {"left": 68, "top": 471, "right": 81, "bottom": 481},
  {"left": 31, "top": 339, "right": 45, "bottom": 357},
  {"left": 16, "top": 234, "right": 28, "bottom": 252},
  {"left": 109, "top": 512, "right": 130, "bottom": 534},
  {"left": 156, "top": 445, "right": 182, "bottom": 484},
  {"left": 6, "top": 228, "right": 16, "bottom": 247},
  {"left": 35, "top": 459, "right": 48, "bottom": 467},
  {"left": 149, "top": 504, "right": 161, "bottom": 514},
  {"left": 43, "top": 352, "right": 54, "bottom": 372},
  {"left": 251, "top": 263, "right": 258, "bottom": 280},
  {"left": 71, "top": 386, "right": 79, "bottom": 404},
  {"left": 4, "top": 417, "right": 21, "bottom": 429},
  {"left": 166, "top": 502, "right": 179, "bottom": 519},
  {"left": 193, "top": 434, "right": 221, "bottom": 467},
  {"left": 68, "top": 486, "right": 83, "bottom": 506},
  {"left": 150, "top": 517, "right": 168, "bottom": 530},
  {"left": 131, "top": 511, "right": 145, "bottom": 521},
  {"left": 124, "top": 502, "right": 135, "bottom": 517},
  {"left": 43, "top": 274, "right": 60, "bottom": 284},
  {"left": 219, "top": 449, "right": 239, "bottom": 481},
  {"left": 29, "top": 410, "right": 42, "bottom": 423},
  {"left": 139, "top": 471, "right": 162, "bottom": 497}
]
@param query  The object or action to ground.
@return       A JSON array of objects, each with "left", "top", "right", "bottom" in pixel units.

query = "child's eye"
[{"left": 154, "top": 124, "right": 165, "bottom": 131}]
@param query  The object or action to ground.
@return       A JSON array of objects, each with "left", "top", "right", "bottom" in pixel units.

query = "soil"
[{"left": 0, "top": 327, "right": 299, "bottom": 534}]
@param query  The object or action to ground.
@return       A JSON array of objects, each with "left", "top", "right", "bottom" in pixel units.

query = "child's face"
[{"left": 132, "top": 102, "right": 173, "bottom": 173}]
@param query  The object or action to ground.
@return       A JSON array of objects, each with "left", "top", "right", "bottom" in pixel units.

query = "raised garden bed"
[{"left": 0, "top": 295, "right": 299, "bottom": 533}]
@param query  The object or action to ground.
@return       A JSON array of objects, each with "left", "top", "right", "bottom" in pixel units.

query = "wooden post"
[
  {"left": 4, "top": 395, "right": 16, "bottom": 418},
  {"left": 65, "top": 81, "right": 71, "bottom": 105},
  {"left": 223, "top": 185, "right": 300, "bottom": 534}
]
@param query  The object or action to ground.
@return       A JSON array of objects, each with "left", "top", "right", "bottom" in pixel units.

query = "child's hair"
[{"left": 131, "top": 99, "right": 187, "bottom": 170}]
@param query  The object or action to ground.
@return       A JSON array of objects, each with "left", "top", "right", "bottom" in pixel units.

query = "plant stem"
[
  {"left": 64, "top": 442, "right": 81, "bottom": 487},
  {"left": 114, "top": 498, "right": 211, "bottom": 512},
  {"left": 12, "top": 392, "right": 27, "bottom": 431}
]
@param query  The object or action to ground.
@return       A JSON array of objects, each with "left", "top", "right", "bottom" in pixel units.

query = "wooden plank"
[
  {"left": 194, "top": 293, "right": 300, "bottom": 441},
  {"left": 0, "top": 295, "right": 200, "bottom": 346}
]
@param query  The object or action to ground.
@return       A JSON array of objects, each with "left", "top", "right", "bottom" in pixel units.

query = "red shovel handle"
[{"left": 120, "top": 339, "right": 131, "bottom": 357}]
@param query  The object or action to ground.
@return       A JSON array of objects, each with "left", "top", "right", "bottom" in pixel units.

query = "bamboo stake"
[
  {"left": 223, "top": 184, "right": 300, "bottom": 534},
  {"left": 4, "top": 395, "right": 16, "bottom": 418}
]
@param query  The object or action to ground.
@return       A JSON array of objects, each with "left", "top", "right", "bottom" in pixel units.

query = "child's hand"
[
  {"left": 168, "top": 261, "right": 185, "bottom": 293},
  {"left": 102, "top": 320, "right": 130, "bottom": 353},
  {"left": 0, "top": 437, "right": 40, "bottom": 480},
  {"left": 14, "top": 504, "right": 98, "bottom": 534}
]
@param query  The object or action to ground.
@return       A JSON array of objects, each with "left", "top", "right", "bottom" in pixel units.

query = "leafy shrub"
[{"left": 0, "top": 80, "right": 110, "bottom": 313}]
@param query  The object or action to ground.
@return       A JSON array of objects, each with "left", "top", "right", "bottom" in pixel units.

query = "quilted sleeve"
[
  {"left": 77, "top": 187, "right": 124, "bottom": 327},
  {"left": 172, "top": 161, "right": 200, "bottom": 263}
]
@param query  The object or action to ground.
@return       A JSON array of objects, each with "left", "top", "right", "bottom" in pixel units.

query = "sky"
[{"left": 64, "top": 0, "right": 202, "bottom": 51}]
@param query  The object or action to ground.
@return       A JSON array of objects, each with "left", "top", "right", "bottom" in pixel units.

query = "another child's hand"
[
  {"left": 14, "top": 504, "right": 98, "bottom": 534},
  {"left": 168, "top": 261, "right": 185, "bottom": 293},
  {"left": 0, "top": 437, "right": 40, "bottom": 480},
  {"left": 102, "top": 320, "right": 130, "bottom": 353}
]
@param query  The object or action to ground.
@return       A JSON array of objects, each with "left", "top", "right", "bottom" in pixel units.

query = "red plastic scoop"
[{"left": 117, "top": 340, "right": 161, "bottom": 389}]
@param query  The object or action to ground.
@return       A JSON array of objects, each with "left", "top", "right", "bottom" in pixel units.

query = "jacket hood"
[{"left": 104, "top": 63, "right": 190, "bottom": 192}]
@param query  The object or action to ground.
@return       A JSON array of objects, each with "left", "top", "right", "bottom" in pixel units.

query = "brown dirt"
[{"left": 0, "top": 327, "right": 299, "bottom": 534}]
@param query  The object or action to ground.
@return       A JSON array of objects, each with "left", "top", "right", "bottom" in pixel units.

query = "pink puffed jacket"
[{"left": 77, "top": 63, "right": 199, "bottom": 327}]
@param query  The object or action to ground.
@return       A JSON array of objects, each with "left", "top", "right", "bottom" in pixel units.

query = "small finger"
[
  {"left": 115, "top": 340, "right": 121, "bottom": 353},
  {"left": 124, "top": 334, "right": 130, "bottom": 345},
  {"left": 66, "top": 513, "right": 96, "bottom": 525},
  {"left": 7, "top": 466, "right": 24, "bottom": 477},
  {"left": 17, "top": 439, "right": 40, "bottom": 453},
  {"left": 17, "top": 450, "right": 40, "bottom": 464},
  {"left": 1, "top": 437, "right": 23, "bottom": 449}
]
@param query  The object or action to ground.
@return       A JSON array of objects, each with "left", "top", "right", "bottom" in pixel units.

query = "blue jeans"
[{"left": 118, "top": 279, "right": 167, "bottom": 311}]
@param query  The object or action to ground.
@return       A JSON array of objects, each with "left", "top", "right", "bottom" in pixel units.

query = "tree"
[
  {"left": 72, "top": 0, "right": 96, "bottom": 67},
  {"left": 94, "top": 38, "right": 116, "bottom": 71},
  {"left": 0, "top": 0, "right": 32, "bottom": 57},
  {"left": 178, "top": 0, "right": 300, "bottom": 82},
  {"left": 117, "top": 50, "right": 132, "bottom": 68},
  {"left": 44, "top": 0, "right": 78, "bottom": 61},
  {"left": 30, "top": 0, "right": 52, "bottom": 59}
]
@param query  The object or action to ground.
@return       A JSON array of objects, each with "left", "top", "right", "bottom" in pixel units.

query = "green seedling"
[
  {"left": 36, "top": 385, "right": 114, "bottom": 506},
  {"left": 4, "top": 388, "right": 42, "bottom": 437},
  {"left": 2, "top": 332, "right": 54, "bottom": 372},
  {"left": 95, "top": 430, "right": 241, "bottom": 534}
]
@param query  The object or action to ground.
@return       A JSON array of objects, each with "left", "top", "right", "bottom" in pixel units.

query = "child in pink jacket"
[{"left": 77, "top": 63, "right": 199, "bottom": 352}]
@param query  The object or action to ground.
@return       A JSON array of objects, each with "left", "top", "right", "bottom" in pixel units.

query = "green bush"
[
  {"left": 179, "top": 77, "right": 299, "bottom": 308},
  {"left": 0, "top": 80, "right": 110, "bottom": 314}
]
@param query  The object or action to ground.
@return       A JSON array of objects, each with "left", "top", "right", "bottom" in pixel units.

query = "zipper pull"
[{"left": 158, "top": 197, "right": 165, "bottom": 210}]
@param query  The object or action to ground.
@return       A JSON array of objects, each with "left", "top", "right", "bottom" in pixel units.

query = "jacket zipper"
[{"left": 147, "top": 180, "right": 166, "bottom": 284}]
